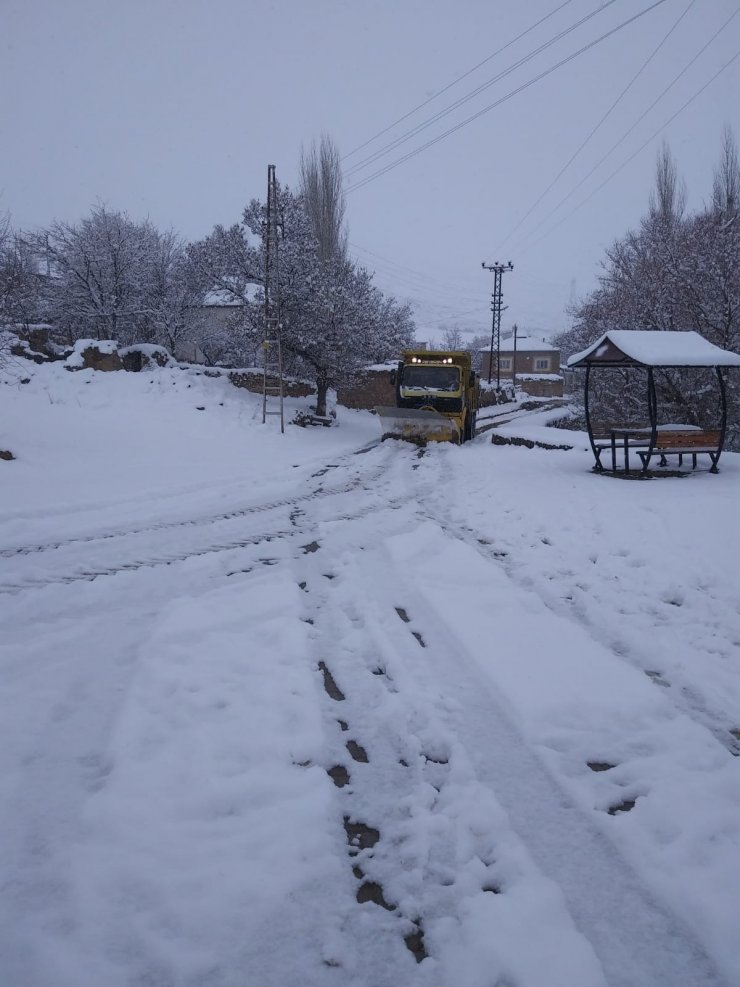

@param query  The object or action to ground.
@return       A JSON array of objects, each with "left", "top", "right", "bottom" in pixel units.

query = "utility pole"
[
  {"left": 511, "top": 322, "right": 518, "bottom": 395},
  {"left": 262, "top": 164, "right": 284, "bottom": 433},
  {"left": 481, "top": 261, "right": 513, "bottom": 389}
]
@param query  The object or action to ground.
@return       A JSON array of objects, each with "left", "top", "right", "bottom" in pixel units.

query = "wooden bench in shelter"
[{"left": 637, "top": 429, "right": 722, "bottom": 472}]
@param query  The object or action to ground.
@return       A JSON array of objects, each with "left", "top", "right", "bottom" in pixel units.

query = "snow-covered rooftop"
[
  {"left": 568, "top": 330, "right": 740, "bottom": 368},
  {"left": 517, "top": 372, "right": 563, "bottom": 381},
  {"left": 203, "top": 289, "right": 244, "bottom": 307},
  {"left": 479, "top": 336, "right": 559, "bottom": 354}
]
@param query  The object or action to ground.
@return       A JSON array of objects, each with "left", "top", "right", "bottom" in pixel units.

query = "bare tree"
[
  {"left": 557, "top": 131, "right": 740, "bottom": 444},
  {"left": 465, "top": 332, "right": 490, "bottom": 353},
  {"left": 145, "top": 229, "right": 207, "bottom": 352},
  {"left": 711, "top": 125, "right": 740, "bottom": 222},
  {"left": 31, "top": 205, "right": 157, "bottom": 343},
  {"left": 649, "top": 141, "right": 686, "bottom": 227},
  {"left": 300, "top": 134, "right": 347, "bottom": 263},
  {"left": 441, "top": 326, "right": 463, "bottom": 350},
  {"left": 0, "top": 214, "right": 45, "bottom": 330},
  {"left": 0, "top": 211, "right": 9, "bottom": 253}
]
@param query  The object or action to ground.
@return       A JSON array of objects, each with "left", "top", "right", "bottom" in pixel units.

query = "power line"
[
  {"left": 362, "top": 273, "right": 484, "bottom": 308},
  {"left": 344, "top": 0, "right": 670, "bottom": 196},
  {"left": 509, "top": 7, "right": 739, "bottom": 252},
  {"left": 523, "top": 51, "right": 740, "bottom": 251},
  {"left": 413, "top": 306, "right": 490, "bottom": 328},
  {"left": 351, "top": 239, "right": 594, "bottom": 302},
  {"left": 342, "top": 0, "right": 574, "bottom": 162},
  {"left": 351, "top": 255, "right": 485, "bottom": 305},
  {"left": 495, "top": 0, "right": 697, "bottom": 253},
  {"left": 344, "top": 0, "right": 619, "bottom": 180},
  {"left": 350, "top": 240, "right": 485, "bottom": 295}
]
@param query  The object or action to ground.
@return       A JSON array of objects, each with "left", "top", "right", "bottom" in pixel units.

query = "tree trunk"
[{"left": 315, "top": 374, "right": 329, "bottom": 417}]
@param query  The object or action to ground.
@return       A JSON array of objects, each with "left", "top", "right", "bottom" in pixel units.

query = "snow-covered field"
[{"left": 1, "top": 359, "right": 739, "bottom": 987}]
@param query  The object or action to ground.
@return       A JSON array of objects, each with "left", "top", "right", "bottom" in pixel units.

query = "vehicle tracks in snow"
[
  {"left": 367, "top": 539, "right": 724, "bottom": 984},
  {"left": 0, "top": 442, "right": 425, "bottom": 987},
  {"left": 272, "top": 447, "right": 446, "bottom": 980},
  {"left": 418, "top": 449, "right": 740, "bottom": 760},
  {"left": 0, "top": 444, "right": 397, "bottom": 595},
  {"left": 287, "top": 475, "right": 725, "bottom": 986},
  {"left": 4, "top": 436, "right": 732, "bottom": 984},
  {"left": 316, "top": 649, "right": 428, "bottom": 961},
  {"left": 0, "top": 441, "right": 383, "bottom": 560},
  {"left": 451, "top": 517, "right": 740, "bottom": 759}
]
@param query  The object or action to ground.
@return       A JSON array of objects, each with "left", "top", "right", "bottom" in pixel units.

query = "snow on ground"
[
  {"left": 0, "top": 359, "right": 376, "bottom": 545},
  {"left": 1, "top": 358, "right": 739, "bottom": 986}
]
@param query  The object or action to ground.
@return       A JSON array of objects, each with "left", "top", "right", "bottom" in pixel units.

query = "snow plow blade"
[{"left": 375, "top": 406, "right": 460, "bottom": 443}]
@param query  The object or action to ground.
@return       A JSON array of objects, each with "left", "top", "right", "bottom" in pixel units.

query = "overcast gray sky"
[{"left": 2, "top": 0, "right": 738, "bottom": 341}]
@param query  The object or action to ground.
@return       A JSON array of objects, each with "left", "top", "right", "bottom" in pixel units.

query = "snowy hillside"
[{"left": 1, "top": 359, "right": 739, "bottom": 987}]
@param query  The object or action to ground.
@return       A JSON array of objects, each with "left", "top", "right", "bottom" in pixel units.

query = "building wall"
[
  {"left": 186, "top": 304, "right": 243, "bottom": 331},
  {"left": 480, "top": 348, "right": 561, "bottom": 379}
]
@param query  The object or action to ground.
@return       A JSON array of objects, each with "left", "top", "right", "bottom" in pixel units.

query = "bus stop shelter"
[{"left": 567, "top": 330, "right": 740, "bottom": 474}]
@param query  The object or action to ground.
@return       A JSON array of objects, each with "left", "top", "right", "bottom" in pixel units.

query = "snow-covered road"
[{"left": 1, "top": 363, "right": 739, "bottom": 986}]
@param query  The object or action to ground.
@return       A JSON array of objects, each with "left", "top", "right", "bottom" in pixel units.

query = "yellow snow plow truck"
[{"left": 376, "top": 350, "right": 479, "bottom": 444}]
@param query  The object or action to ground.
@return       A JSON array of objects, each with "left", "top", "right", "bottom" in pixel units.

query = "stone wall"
[
  {"left": 78, "top": 346, "right": 123, "bottom": 371},
  {"left": 335, "top": 369, "right": 395, "bottom": 410},
  {"left": 479, "top": 386, "right": 509, "bottom": 408},
  {"left": 119, "top": 346, "right": 171, "bottom": 371},
  {"left": 17, "top": 326, "right": 51, "bottom": 355},
  {"left": 519, "top": 378, "right": 564, "bottom": 398},
  {"left": 335, "top": 368, "right": 396, "bottom": 410},
  {"left": 229, "top": 370, "right": 314, "bottom": 398}
]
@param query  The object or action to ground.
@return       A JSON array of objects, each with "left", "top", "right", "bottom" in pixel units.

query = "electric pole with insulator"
[{"left": 481, "top": 261, "right": 513, "bottom": 389}]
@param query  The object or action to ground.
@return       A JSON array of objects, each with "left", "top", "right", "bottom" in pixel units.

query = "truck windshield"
[{"left": 401, "top": 365, "right": 460, "bottom": 393}]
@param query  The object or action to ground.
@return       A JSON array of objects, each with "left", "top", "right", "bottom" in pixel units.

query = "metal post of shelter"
[
  {"left": 583, "top": 364, "right": 600, "bottom": 467},
  {"left": 717, "top": 368, "right": 728, "bottom": 446}
]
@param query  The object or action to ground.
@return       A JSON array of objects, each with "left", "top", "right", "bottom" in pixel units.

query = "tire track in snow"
[
  {"left": 0, "top": 440, "right": 385, "bottom": 559},
  {"left": 438, "top": 513, "right": 740, "bottom": 758},
  {"left": 417, "top": 446, "right": 740, "bottom": 759},
  {"left": 386, "top": 445, "right": 732, "bottom": 982},
  {"left": 285, "top": 461, "right": 725, "bottom": 986},
  {"left": 281, "top": 446, "right": 436, "bottom": 981},
  {"left": 0, "top": 446, "right": 396, "bottom": 594},
  {"left": 361, "top": 538, "right": 725, "bottom": 985},
  {"left": 297, "top": 558, "right": 436, "bottom": 977},
  {"left": 393, "top": 585, "right": 724, "bottom": 985}
]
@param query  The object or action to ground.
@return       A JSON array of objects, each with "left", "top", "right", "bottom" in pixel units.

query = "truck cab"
[{"left": 378, "top": 350, "right": 478, "bottom": 443}]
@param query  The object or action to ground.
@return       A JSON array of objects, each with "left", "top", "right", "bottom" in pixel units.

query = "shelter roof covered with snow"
[{"left": 568, "top": 330, "right": 740, "bottom": 369}]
